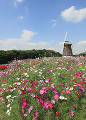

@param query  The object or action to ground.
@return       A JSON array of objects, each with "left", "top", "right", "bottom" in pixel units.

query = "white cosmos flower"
[
  {"left": 10, "top": 107, "right": 11, "bottom": 110},
  {"left": 26, "top": 75, "right": 29, "bottom": 77},
  {"left": 1, "top": 84, "right": 4, "bottom": 87},
  {"left": 8, "top": 98, "right": 12, "bottom": 102},
  {"left": 39, "top": 72, "right": 42, "bottom": 74},
  {"left": 17, "top": 82, "right": 21, "bottom": 85},
  {"left": 12, "top": 96, "right": 17, "bottom": 98},
  {"left": 69, "top": 87, "right": 73, "bottom": 90},
  {"left": 23, "top": 73, "right": 27, "bottom": 76},
  {"left": 21, "top": 88, "right": 24, "bottom": 90},
  {"left": 45, "top": 80, "right": 48, "bottom": 83},
  {"left": 59, "top": 96, "right": 67, "bottom": 100},
  {"left": 6, "top": 109, "right": 10, "bottom": 116},
  {"left": 16, "top": 78, "right": 20, "bottom": 80},
  {"left": 7, "top": 103, "right": 10, "bottom": 107},
  {"left": 18, "top": 90, "right": 22, "bottom": 94},
  {"left": 6, "top": 95, "right": 11, "bottom": 99},
  {"left": 10, "top": 89, "right": 13, "bottom": 92}
]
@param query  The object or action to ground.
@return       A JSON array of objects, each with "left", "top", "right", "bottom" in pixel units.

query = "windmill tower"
[{"left": 62, "top": 32, "right": 73, "bottom": 56}]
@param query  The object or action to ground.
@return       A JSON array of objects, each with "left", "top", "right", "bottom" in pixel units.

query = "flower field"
[{"left": 0, "top": 57, "right": 86, "bottom": 120}]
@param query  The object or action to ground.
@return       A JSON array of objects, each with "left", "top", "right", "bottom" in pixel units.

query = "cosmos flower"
[
  {"left": 69, "top": 110, "right": 74, "bottom": 116},
  {"left": 66, "top": 90, "right": 70, "bottom": 94},
  {"left": 55, "top": 110, "right": 59, "bottom": 116},
  {"left": 21, "top": 109, "right": 24, "bottom": 113},
  {"left": 39, "top": 90, "right": 44, "bottom": 94},
  {"left": 54, "top": 94, "right": 59, "bottom": 100}
]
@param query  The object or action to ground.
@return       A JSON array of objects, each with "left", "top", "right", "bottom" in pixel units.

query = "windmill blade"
[{"left": 64, "top": 32, "right": 67, "bottom": 42}]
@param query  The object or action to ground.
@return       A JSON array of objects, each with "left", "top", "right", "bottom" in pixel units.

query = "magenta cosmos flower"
[
  {"left": 77, "top": 93, "right": 81, "bottom": 97},
  {"left": 55, "top": 110, "right": 59, "bottom": 116},
  {"left": 20, "top": 109, "right": 24, "bottom": 113},
  {"left": 33, "top": 111, "right": 38, "bottom": 119},
  {"left": 48, "top": 102, "right": 53, "bottom": 109},
  {"left": 22, "top": 102, "right": 26, "bottom": 108}
]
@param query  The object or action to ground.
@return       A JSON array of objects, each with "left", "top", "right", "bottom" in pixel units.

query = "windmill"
[{"left": 62, "top": 32, "right": 73, "bottom": 56}]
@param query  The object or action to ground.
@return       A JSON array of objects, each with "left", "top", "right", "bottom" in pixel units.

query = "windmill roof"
[{"left": 64, "top": 41, "right": 72, "bottom": 45}]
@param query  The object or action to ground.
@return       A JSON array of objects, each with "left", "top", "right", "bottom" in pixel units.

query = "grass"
[{"left": 0, "top": 57, "right": 86, "bottom": 120}]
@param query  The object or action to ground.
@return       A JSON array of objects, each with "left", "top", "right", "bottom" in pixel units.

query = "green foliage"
[{"left": 0, "top": 49, "right": 62, "bottom": 64}]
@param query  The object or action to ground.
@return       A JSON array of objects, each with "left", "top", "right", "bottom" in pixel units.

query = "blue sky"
[{"left": 0, "top": 0, "right": 86, "bottom": 54}]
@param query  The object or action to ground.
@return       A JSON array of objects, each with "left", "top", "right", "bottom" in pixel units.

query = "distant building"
[{"left": 62, "top": 41, "right": 73, "bottom": 56}]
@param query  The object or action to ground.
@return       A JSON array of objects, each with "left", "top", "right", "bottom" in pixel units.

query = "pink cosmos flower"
[
  {"left": 76, "top": 83, "right": 82, "bottom": 88},
  {"left": 0, "top": 96, "right": 3, "bottom": 101},
  {"left": 43, "top": 102, "right": 49, "bottom": 109},
  {"left": 53, "top": 88, "right": 57, "bottom": 94},
  {"left": 51, "top": 83, "right": 54, "bottom": 88},
  {"left": 33, "top": 111, "right": 38, "bottom": 119},
  {"left": 20, "top": 109, "right": 24, "bottom": 113},
  {"left": 54, "top": 94, "right": 59, "bottom": 100},
  {"left": 24, "top": 114, "right": 27, "bottom": 117},
  {"left": 26, "top": 87, "right": 31, "bottom": 91},
  {"left": 69, "top": 110, "right": 74, "bottom": 116},
  {"left": 39, "top": 90, "right": 44, "bottom": 94},
  {"left": 66, "top": 90, "right": 70, "bottom": 94},
  {"left": 42, "top": 87, "right": 46, "bottom": 90},
  {"left": 51, "top": 100, "right": 55, "bottom": 104},
  {"left": 28, "top": 106, "right": 33, "bottom": 113},
  {"left": 47, "top": 78, "right": 50, "bottom": 82},
  {"left": 55, "top": 110, "right": 59, "bottom": 116},
  {"left": 80, "top": 87, "right": 85, "bottom": 92},
  {"left": 48, "top": 102, "right": 53, "bottom": 109},
  {"left": 31, "top": 117, "right": 36, "bottom": 120}
]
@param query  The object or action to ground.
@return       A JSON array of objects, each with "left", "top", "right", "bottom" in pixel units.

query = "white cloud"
[
  {"left": 59, "top": 42, "right": 64, "bottom": 45},
  {"left": 13, "top": 0, "right": 24, "bottom": 6},
  {"left": 21, "top": 30, "right": 34, "bottom": 41},
  {"left": 61, "top": 6, "right": 86, "bottom": 23},
  {"left": 18, "top": 16, "right": 24, "bottom": 20},
  {"left": 17, "top": 0, "right": 23, "bottom": 2},
  {"left": 0, "top": 30, "right": 49, "bottom": 50},
  {"left": 51, "top": 19, "right": 57, "bottom": 27},
  {"left": 27, "top": 42, "right": 48, "bottom": 46},
  {"left": 73, "top": 41, "right": 86, "bottom": 54},
  {"left": 76, "top": 41, "right": 86, "bottom": 45}
]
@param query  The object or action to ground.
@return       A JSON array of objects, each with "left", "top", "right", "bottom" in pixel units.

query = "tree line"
[{"left": 0, "top": 49, "right": 62, "bottom": 64}]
